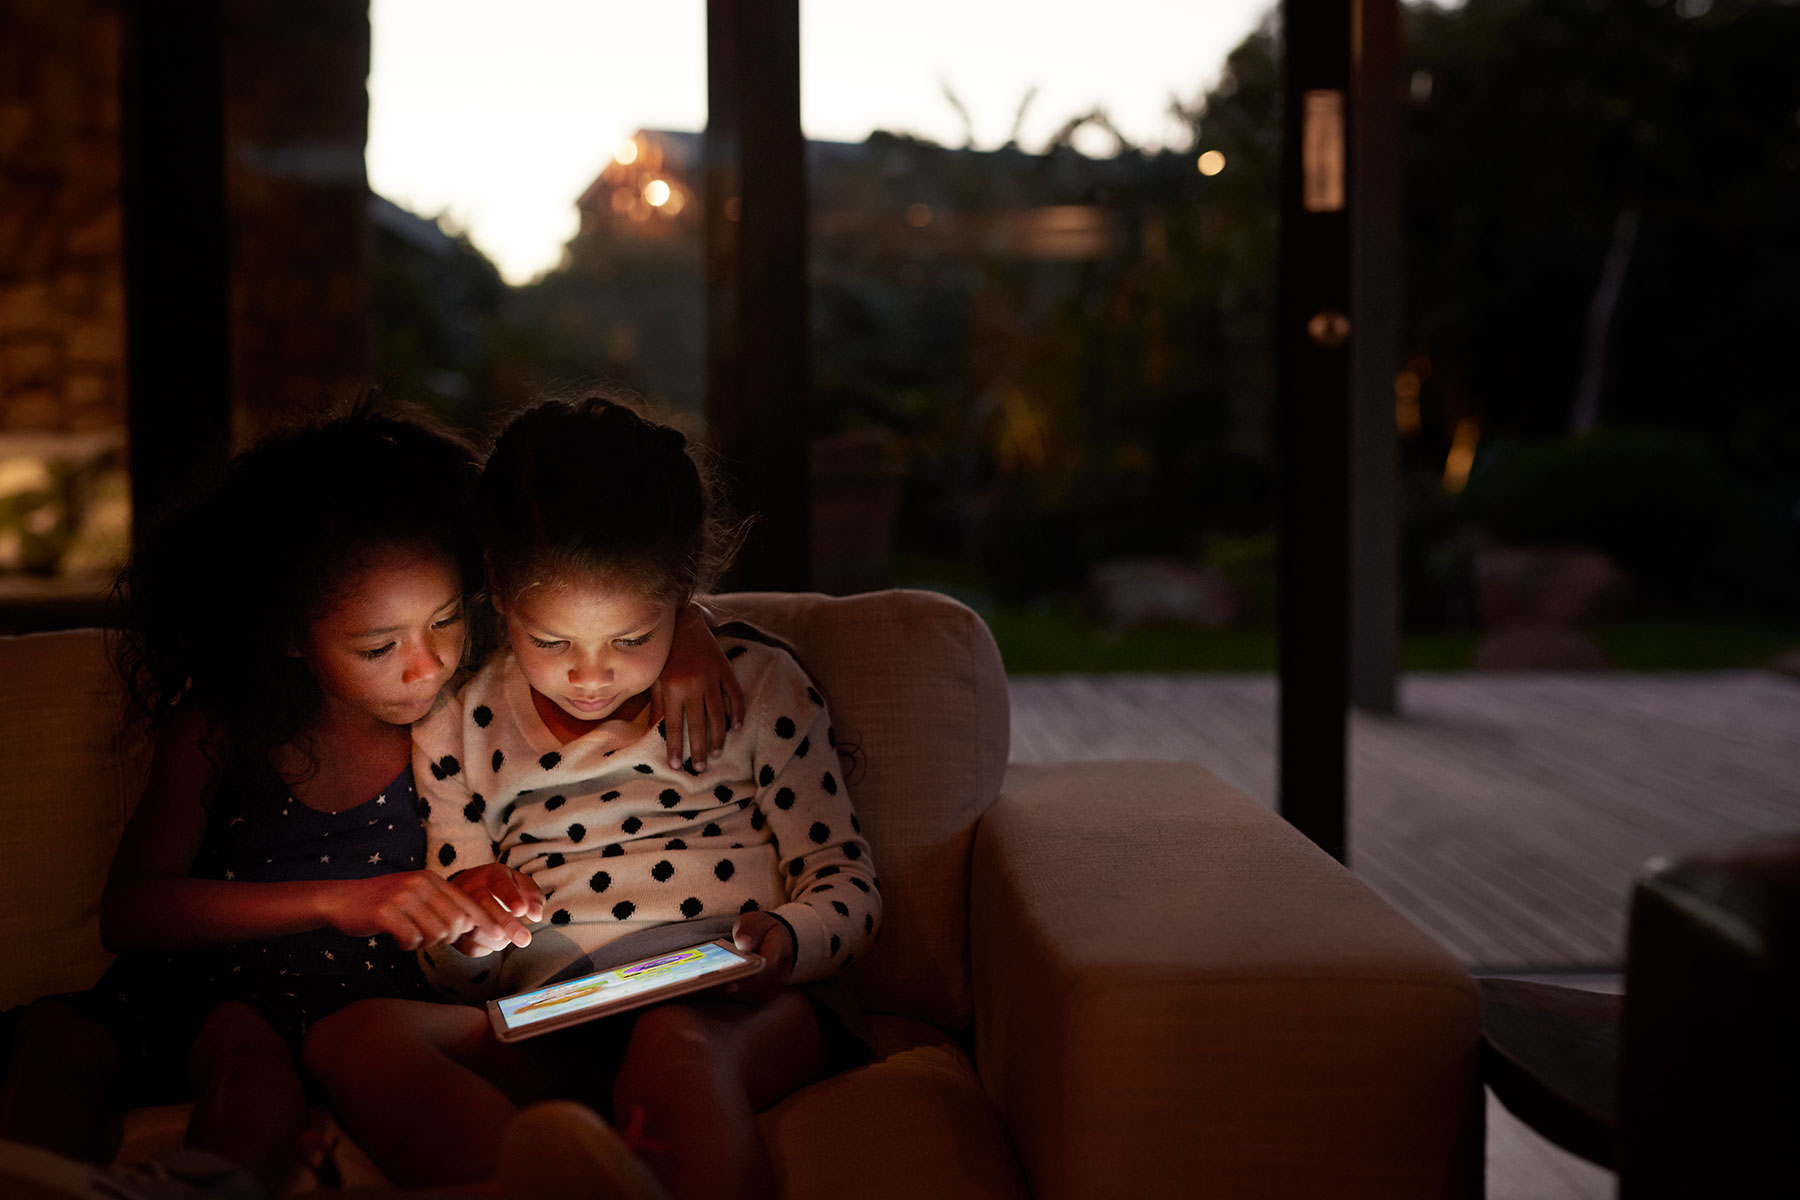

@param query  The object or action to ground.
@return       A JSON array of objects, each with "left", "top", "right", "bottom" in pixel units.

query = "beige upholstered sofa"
[{"left": 0, "top": 589, "right": 1483, "bottom": 1198}]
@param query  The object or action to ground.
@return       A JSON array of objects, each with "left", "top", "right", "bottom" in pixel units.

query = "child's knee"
[
  {"left": 617, "top": 1004, "right": 726, "bottom": 1102},
  {"left": 14, "top": 998, "right": 119, "bottom": 1080},
  {"left": 190, "top": 1001, "right": 288, "bottom": 1072}
]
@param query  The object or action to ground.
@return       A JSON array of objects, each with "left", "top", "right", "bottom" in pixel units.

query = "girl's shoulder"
[{"left": 713, "top": 625, "right": 826, "bottom": 715}]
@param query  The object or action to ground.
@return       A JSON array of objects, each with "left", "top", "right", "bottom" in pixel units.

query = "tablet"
[{"left": 486, "top": 938, "right": 763, "bottom": 1042}]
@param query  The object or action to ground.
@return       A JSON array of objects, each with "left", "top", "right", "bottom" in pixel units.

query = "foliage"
[{"left": 1469, "top": 428, "right": 1734, "bottom": 594}]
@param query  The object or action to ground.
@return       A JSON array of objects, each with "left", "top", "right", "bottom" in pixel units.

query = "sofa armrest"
[{"left": 970, "top": 761, "right": 1482, "bottom": 1200}]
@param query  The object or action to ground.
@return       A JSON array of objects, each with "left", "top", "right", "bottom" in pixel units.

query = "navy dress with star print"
[{"left": 53, "top": 762, "right": 440, "bottom": 1104}]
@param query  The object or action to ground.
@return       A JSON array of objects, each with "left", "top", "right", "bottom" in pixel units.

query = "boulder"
[
  {"left": 1473, "top": 545, "right": 1634, "bottom": 628},
  {"left": 1472, "top": 624, "right": 1610, "bottom": 671},
  {"left": 1079, "top": 556, "right": 1242, "bottom": 631}
]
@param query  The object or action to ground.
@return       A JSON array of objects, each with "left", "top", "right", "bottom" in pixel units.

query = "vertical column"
[
  {"left": 1350, "top": 0, "right": 1402, "bottom": 714},
  {"left": 704, "top": 0, "right": 811, "bottom": 591},
  {"left": 120, "top": 0, "right": 233, "bottom": 534},
  {"left": 1277, "top": 0, "right": 1354, "bottom": 860}
]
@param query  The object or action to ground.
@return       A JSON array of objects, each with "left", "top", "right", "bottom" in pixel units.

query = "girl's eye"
[
  {"left": 434, "top": 609, "right": 464, "bottom": 630},
  {"left": 616, "top": 635, "right": 652, "bottom": 649},
  {"left": 529, "top": 635, "right": 565, "bottom": 651},
  {"left": 359, "top": 643, "right": 397, "bottom": 661}
]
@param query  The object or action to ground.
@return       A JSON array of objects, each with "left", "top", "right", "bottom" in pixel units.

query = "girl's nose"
[
  {"left": 568, "top": 654, "right": 612, "bottom": 685},
  {"left": 404, "top": 638, "right": 446, "bottom": 684}
]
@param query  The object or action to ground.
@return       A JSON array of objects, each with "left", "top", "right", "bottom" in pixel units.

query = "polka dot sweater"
[{"left": 413, "top": 636, "right": 880, "bottom": 994}]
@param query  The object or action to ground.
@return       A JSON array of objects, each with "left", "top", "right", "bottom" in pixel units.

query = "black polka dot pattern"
[
  {"left": 473, "top": 705, "right": 493, "bottom": 727},
  {"left": 414, "top": 638, "right": 880, "bottom": 988}
]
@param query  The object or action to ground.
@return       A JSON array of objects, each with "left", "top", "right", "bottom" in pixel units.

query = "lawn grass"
[{"left": 977, "top": 601, "right": 1800, "bottom": 675}]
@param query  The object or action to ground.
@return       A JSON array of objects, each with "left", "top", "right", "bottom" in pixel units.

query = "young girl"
[
  {"left": 0, "top": 400, "right": 741, "bottom": 1197},
  {"left": 304, "top": 396, "right": 882, "bottom": 1200}
]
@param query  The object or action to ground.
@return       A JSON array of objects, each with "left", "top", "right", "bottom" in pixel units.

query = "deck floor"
[{"left": 1007, "top": 670, "right": 1800, "bottom": 970}]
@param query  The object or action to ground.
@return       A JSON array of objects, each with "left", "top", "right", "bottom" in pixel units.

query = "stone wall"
[
  {"left": 0, "top": 0, "right": 126, "bottom": 435},
  {"left": 0, "top": 0, "right": 372, "bottom": 585},
  {"left": 0, "top": 0, "right": 372, "bottom": 442}
]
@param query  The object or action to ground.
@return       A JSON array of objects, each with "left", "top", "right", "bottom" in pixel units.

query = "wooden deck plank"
[{"left": 1008, "top": 670, "right": 1800, "bottom": 970}]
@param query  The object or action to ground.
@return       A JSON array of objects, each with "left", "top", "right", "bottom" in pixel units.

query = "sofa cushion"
[
  {"left": 0, "top": 629, "right": 150, "bottom": 1008},
  {"left": 972, "top": 761, "right": 1483, "bottom": 1200},
  {"left": 759, "top": 1014, "right": 1028, "bottom": 1200},
  {"left": 708, "top": 590, "right": 1009, "bottom": 1032}
]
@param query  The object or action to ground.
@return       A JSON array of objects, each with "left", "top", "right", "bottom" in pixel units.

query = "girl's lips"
[{"left": 565, "top": 694, "right": 613, "bottom": 713}]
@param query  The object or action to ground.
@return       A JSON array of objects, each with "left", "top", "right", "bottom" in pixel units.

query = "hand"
[
  {"left": 447, "top": 863, "right": 546, "bottom": 955},
  {"left": 723, "top": 911, "right": 795, "bottom": 1004},
  {"left": 315, "top": 871, "right": 524, "bottom": 952},
  {"left": 647, "top": 602, "right": 746, "bottom": 773}
]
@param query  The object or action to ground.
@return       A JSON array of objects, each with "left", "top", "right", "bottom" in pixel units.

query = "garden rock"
[
  {"left": 1079, "top": 557, "right": 1242, "bottom": 631},
  {"left": 1473, "top": 545, "right": 1634, "bottom": 628},
  {"left": 1472, "top": 625, "right": 1609, "bottom": 671}
]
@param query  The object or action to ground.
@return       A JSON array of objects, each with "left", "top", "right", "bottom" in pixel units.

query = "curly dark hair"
[
  {"left": 476, "top": 392, "right": 744, "bottom": 608},
  {"left": 112, "top": 395, "right": 485, "bottom": 771}
]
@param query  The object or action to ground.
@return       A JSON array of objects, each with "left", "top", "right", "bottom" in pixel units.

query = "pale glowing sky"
[{"left": 367, "top": 1, "right": 1277, "bottom": 283}]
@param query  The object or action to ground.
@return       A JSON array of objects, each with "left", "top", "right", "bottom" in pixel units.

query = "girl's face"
[
  {"left": 296, "top": 545, "right": 466, "bottom": 728},
  {"left": 500, "top": 576, "right": 678, "bottom": 725}
]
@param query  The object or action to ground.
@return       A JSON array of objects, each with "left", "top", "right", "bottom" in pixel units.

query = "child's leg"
[
  {"left": 184, "top": 1001, "right": 307, "bottom": 1194},
  {"left": 611, "top": 990, "right": 830, "bottom": 1200},
  {"left": 0, "top": 998, "right": 123, "bottom": 1163},
  {"left": 303, "top": 997, "right": 546, "bottom": 1188}
]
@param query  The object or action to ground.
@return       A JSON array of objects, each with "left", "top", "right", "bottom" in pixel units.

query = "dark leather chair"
[{"left": 1480, "top": 833, "right": 1800, "bottom": 1199}]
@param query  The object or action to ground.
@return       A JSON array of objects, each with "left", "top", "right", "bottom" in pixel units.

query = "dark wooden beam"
[
  {"left": 1350, "top": 0, "right": 1403, "bottom": 714},
  {"left": 1277, "top": 0, "right": 1355, "bottom": 861},
  {"left": 120, "top": 0, "right": 234, "bottom": 535},
  {"left": 704, "top": 0, "right": 811, "bottom": 591}
]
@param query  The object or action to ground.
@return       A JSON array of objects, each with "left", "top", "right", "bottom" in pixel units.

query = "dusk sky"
[{"left": 366, "top": 1, "right": 1280, "bottom": 283}]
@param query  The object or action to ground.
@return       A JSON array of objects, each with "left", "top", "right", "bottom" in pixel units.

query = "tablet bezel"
[{"left": 485, "top": 937, "right": 764, "bottom": 1043}]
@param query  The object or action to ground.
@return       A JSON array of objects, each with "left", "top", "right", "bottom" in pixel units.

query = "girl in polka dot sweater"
[
  {"left": 0, "top": 401, "right": 741, "bottom": 1198},
  {"left": 303, "top": 395, "right": 882, "bottom": 1200}
]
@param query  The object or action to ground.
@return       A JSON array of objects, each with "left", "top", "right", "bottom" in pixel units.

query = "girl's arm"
[
  {"left": 648, "top": 600, "right": 747, "bottom": 774},
  {"left": 739, "top": 659, "right": 882, "bottom": 989},
  {"left": 99, "top": 706, "right": 518, "bottom": 953}
]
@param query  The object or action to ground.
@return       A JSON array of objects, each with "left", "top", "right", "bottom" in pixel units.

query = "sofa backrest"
[
  {"left": 710, "top": 589, "right": 1010, "bottom": 1030},
  {"left": 0, "top": 628, "right": 151, "bottom": 1009},
  {"left": 0, "top": 590, "right": 1011, "bottom": 1031}
]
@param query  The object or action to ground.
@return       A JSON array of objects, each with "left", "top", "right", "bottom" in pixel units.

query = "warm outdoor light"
[
  {"left": 1197, "top": 150, "right": 1226, "bottom": 175},
  {"left": 615, "top": 138, "right": 640, "bottom": 165},
  {"left": 643, "top": 179, "right": 671, "bottom": 207},
  {"left": 1442, "top": 418, "right": 1481, "bottom": 492},
  {"left": 905, "top": 202, "right": 933, "bottom": 227},
  {"left": 1395, "top": 370, "right": 1422, "bottom": 435}
]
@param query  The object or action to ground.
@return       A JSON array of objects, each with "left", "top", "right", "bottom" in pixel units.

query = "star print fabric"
[
  {"left": 415, "top": 636, "right": 882, "bottom": 998},
  {"left": 51, "top": 763, "right": 440, "bottom": 1101}
]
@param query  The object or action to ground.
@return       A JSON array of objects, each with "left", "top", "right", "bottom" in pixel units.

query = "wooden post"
[
  {"left": 1277, "top": 0, "right": 1354, "bottom": 861},
  {"left": 120, "top": 0, "right": 234, "bottom": 536},
  {"left": 704, "top": 0, "right": 811, "bottom": 591},
  {"left": 1350, "top": 0, "right": 1402, "bottom": 714}
]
